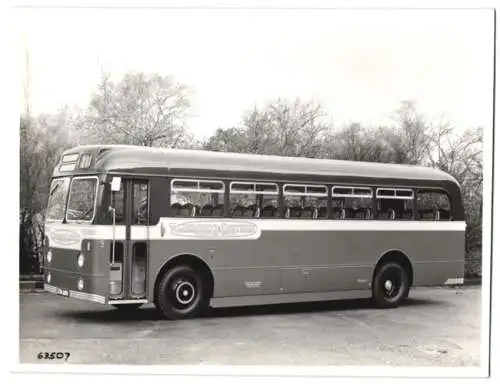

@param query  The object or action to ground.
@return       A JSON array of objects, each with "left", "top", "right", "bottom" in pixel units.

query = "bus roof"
[{"left": 58, "top": 144, "right": 459, "bottom": 186}]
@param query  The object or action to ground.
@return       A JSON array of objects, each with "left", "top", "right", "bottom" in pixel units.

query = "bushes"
[{"left": 19, "top": 210, "right": 44, "bottom": 275}]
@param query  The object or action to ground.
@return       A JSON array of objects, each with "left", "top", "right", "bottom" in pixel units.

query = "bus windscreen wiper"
[{"left": 49, "top": 183, "right": 60, "bottom": 197}]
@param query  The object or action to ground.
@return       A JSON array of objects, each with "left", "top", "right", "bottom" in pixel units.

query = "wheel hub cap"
[
  {"left": 384, "top": 280, "right": 393, "bottom": 291},
  {"left": 175, "top": 281, "right": 195, "bottom": 305}
]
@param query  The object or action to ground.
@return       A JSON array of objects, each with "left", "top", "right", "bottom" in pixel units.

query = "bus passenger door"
[{"left": 124, "top": 179, "right": 149, "bottom": 300}]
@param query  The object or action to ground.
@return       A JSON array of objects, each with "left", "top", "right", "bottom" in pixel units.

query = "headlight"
[
  {"left": 47, "top": 250, "right": 52, "bottom": 263},
  {"left": 77, "top": 253, "right": 85, "bottom": 268},
  {"left": 77, "top": 278, "right": 84, "bottom": 291},
  {"left": 47, "top": 272, "right": 51, "bottom": 283}
]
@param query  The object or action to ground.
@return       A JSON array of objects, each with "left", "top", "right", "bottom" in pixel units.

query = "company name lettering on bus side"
[{"left": 169, "top": 220, "right": 259, "bottom": 239}]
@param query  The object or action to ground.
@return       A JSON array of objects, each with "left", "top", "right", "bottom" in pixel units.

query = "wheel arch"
[
  {"left": 153, "top": 253, "right": 215, "bottom": 304},
  {"left": 372, "top": 249, "right": 414, "bottom": 287}
]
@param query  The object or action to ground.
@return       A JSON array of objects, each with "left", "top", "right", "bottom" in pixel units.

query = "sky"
[{"left": 18, "top": 7, "right": 494, "bottom": 139}]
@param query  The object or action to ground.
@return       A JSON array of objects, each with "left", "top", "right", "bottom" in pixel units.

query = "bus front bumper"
[{"left": 44, "top": 283, "right": 106, "bottom": 304}]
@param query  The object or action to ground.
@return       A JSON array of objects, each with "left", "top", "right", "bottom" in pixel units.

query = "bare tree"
[
  {"left": 383, "top": 100, "right": 432, "bottom": 165},
  {"left": 324, "top": 123, "right": 391, "bottom": 163},
  {"left": 204, "top": 99, "right": 328, "bottom": 157},
  {"left": 265, "top": 99, "right": 328, "bottom": 158},
  {"left": 204, "top": 127, "right": 247, "bottom": 153},
  {"left": 83, "top": 72, "right": 193, "bottom": 147}
]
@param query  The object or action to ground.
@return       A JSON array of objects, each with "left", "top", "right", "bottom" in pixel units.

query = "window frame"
[
  {"left": 376, "top": 188, "right": 414, "bottom": 200},
  {"left": 65, "top": 175, "right": 100, "bottom": 224},
  {"left": 332, "top": 186, "right": 373, "bottom": 198},
  {"left": 229, "top": 181, "right": 279, "bottom": 195},
  {"left": 284, "top": 183, "right": 328, "bottom": 197},
  {"left": 171, "top": 178, "right": 225, "bottom": 193}
]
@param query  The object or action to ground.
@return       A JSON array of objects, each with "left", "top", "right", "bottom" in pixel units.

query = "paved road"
[{"left": 19, "top": 286, "right": 481, "bottom": 366}]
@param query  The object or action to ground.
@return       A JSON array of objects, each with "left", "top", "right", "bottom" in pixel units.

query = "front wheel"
[
  {"left": 372, "top": 262, "right": 410, "bottom": 308},
  {"left": 155, "top": 265, "right": 208, "bottom": 320}
]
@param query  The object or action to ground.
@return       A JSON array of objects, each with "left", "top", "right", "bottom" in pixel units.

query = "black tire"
[
  {"left": 372, "top": 262, "right": 410, "bottom": 308},
  {"left": 112, "top": 303, "right": 142, "bottom": 311},
  {"left": 155, "top": 265, "right": 208, "bottom": 320}
]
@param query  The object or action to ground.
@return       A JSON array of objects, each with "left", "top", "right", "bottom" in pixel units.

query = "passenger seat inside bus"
[
  {"left": 363, "top": 208, "right": 372, "bottom": 219},
  {"left": 171, "top": 203, "right": 182, "bottom": 217},
  {"left": 300, "top": 206, "right": 315, "bottom": 219},
  {"left": 399, "top": 209, "right": 413, "bottom": 220},
  {"left": 435, "top": 209, "right": 451, "bottom": 220},
  {"left": 232, "top": 205, "right": 245, "bottom": 217},
  {"left": 332, "top": 206, "right": 343, "bottom": 219},
  {"left": 243, "top": 204, "right": 257, "bottom": 217},
  {"left": 261, "top": 205, "right": 278, "bottom": 217},
  {"left": 200, "top": 204, "right": 213, "bottom": 217},
  {"left": 288, "top": 206, "right": 302, "bottom": 218},
  {"left": 379, "top": 208, "right": 396, "bottom": 220},
  {"left": 179, "top": 203, "right": 196, "bottom": 217},
  {"left": 212, "top": 204, "right": 224, "bottom": 217},
  {"left": 317, "top": 206, "right": 328, "bottom": 218},
  {"left": 418, "top": 208, "right": 434, "bottom": 220}
]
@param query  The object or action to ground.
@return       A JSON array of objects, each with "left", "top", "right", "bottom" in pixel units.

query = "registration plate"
[{"left": 55, "top": 288, "right": 70, "bottom": 297}]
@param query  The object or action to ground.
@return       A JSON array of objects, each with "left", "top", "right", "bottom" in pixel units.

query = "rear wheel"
[
  {"left": 372, "top": 262, "right": 410, "bottom": 308},
  {"left": 155, "top": 265, "right": 208, "bottom": 320}
]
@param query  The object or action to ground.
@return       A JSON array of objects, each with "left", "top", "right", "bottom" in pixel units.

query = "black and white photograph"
[{"left": 6, "top": 1, "right": 497, "bottom": 382}]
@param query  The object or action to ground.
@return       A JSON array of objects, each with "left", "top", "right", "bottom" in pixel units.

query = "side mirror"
[{"left": 110, "top": 176, "right": 121, "bottom": 192}]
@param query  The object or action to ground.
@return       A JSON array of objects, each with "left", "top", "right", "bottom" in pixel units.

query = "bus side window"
[
  {"left": 416, "top": 190, "right": 451, "bottom": 221},
  {"left": 375, "top": 188, "right": 413, "bottom": 220},
  {"left": 170, "top": 179, "right": 225, "bottom": 218},
  {"left": 229, "top": 182, "right": 279, "bottom": 219},
  {"left": 283, "top": 184, "right": 327, "bottom": 220},
  {"left": 332, "top": 186, "right": 371, "bottom": 220}
]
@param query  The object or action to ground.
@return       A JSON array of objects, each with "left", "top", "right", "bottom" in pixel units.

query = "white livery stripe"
[{"left": 46, "top": 219, "right": 466, "bottom": 246}]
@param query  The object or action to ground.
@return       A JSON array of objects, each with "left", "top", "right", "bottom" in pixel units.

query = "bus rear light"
[
  {"left": 77, "top": 278, "right": 84, "bottom": 291},
  {"left": 47, "top": 273, "right": 51, "bottom": 283},
  {"left": 47, "top": 250, "right": 52, "bottom": 264}
]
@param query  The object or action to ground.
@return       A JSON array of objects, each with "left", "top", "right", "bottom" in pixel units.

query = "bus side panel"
[
  {"left": 146, "top": 226, "right": 465, "bottom": 301},
  {"left": 272, "top": 228, "right": 465, "bottom": 293},
  {"left": 147, "top": 238, "right": 283, "bottom": 300},
  {"left": 275, "top": 228, "right": 466, "bottom": 293},
  {"left": 410, "top": 231, "right": 465, "bottom": 286}
]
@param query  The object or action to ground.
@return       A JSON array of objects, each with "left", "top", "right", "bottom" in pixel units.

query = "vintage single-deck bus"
[{"left": 43, "top": 145, "right": 465, "bottom": 319}]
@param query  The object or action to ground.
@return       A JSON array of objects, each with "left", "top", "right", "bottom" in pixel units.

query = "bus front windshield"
[
  {"left": 66, "top": 177, "right": 98, "bottom": 222},
  {"left": 46, "top": 176, "right": 99, "bottom": 223},
  {"left": 46, "top": 177, "right": 70, "bottom": 222}
]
